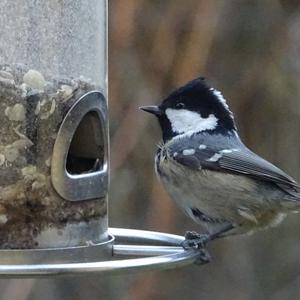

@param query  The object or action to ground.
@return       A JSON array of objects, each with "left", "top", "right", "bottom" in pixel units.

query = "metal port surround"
[
  {"left": 0, "top": 228, "right": 202, "bottom": 277},
  {"left": 51, "top": 91, "right": 109, "bottom": 201}
]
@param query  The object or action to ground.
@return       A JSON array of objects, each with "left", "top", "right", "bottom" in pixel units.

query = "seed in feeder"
[
  {"left": 32, "top": 179, "right": 45, "bottom": 191},
  {"left": 23, "top": 69, "right": 46, "bottom": 90},
  {"left": 4, "top": 146, "right": 19, "bottom": 162},
  {"left": 20, "top": 83, "right": 29, "bottom": 97},
  {"left": 60, "top": 84, "right": 73, "bottom": 98},
  {"left": 40, "top": 99, "right": 47, "bottom": 106},
  {"left": 49, "top": 99, "right": 56, "bottom": 115},
  {"left": 13, "top": 126, "right": 33, "bottom": 145},
  {"left": 34, "top": 101, "right": 41, "bottom": 115},
  {"left": 21, "top": 165, "right": 37, "bottom": 180},
  {"left": 0, "top": 215, "right": 8, "bottom": 225},
  {"left": 3, "top": 66, "right": 12, "bottom": 73},
  {"left": 12, "top": 138, "right": 33, "bottom": 150},
  {"left": 0, "top": 70, "right": 14, "bottom": 81},
  {"left": 1, "top": 184, "right": 22, "bottom": 202},
  {"left": 40, "top": 99, "right": 56, "bottom": 119},
  {"left": 5, "top": 103, "right": 26, "bottom": 121},
  {"left": 0, "top": 70, "right": 14, "bottom": 86},
  {"left": 41, "top": 197, "right": 51, "bottom": 206},
  {"left": 0, "top": 215, "right": 8, "bottom": 224},
  {"left": 0, "top": 208, "right": 8, "bottom": 225},
  {"left": 0, "top": 154, "right": 5, "bottom": 166},
  {"left": 45, "top": 156, "right": 51, "bottom": 167}
]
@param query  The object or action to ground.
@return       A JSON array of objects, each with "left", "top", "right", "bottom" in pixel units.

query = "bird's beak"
[{"left": 139, "top": 105, "right": 162, "bottom": 116}]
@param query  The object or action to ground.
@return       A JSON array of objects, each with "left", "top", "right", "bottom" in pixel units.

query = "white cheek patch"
[{"left": 165, "top": 108, "right": 218, "bottom": 136}]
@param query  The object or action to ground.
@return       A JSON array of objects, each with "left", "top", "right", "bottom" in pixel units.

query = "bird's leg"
[
  {"left": 208, "top": 223, "right": 235, "bottom": 240},
  {"left": 181, "top": 223, "right": 234, "bottom": 250}
]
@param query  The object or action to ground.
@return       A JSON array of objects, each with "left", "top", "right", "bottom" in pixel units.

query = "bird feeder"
[{"left": 0, "top": 0, "right": 201, "bottom": 277}]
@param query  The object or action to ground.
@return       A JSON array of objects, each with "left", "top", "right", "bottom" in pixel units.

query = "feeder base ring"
[{"left": 0, "top": 228, "right": 203, "bottom": 277}]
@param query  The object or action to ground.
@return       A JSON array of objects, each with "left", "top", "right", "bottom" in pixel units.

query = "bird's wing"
[
  {"left": 218, "top": 150, "right": 298, "bottom": 187},
  {"left": 169, "top": 144, "right": 300, "bottom": 195}
]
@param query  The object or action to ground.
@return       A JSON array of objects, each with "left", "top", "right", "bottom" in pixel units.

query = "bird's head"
[{"left": 140, "top": 78, "right": 237, "bottom": 142}]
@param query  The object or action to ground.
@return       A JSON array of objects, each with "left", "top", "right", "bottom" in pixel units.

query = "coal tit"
[{"left": 140, "top": 78, "right": 300, "bottom": 242}]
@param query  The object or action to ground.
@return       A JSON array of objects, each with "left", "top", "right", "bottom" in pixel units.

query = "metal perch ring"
[{"left": 0, "top": 228, "right": 204, "bottom": 278}]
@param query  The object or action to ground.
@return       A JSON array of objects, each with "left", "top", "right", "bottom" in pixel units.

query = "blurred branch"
[
  {"left": 172, "top": 1, "right": 224, "bottom": 84},
  {"left": 110, "top": 88, "right": 153, "bottom": 172}
]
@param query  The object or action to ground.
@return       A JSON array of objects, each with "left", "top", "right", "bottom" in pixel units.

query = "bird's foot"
[
  {"left": 181, "top": 226, "right": 234, "bottom": 264},
  {"left": 195, "top": 248, "right": 211, "bottom": 264},
  {"left": 181, "top": 231, "right": 211, "bottom": 264},
  {"left": 181, "top": 231, "right": 210, "bottom": 249}
]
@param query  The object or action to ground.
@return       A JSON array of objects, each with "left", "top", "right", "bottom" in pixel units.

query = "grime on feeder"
[{"left": 0, "top": 64, "right": 106, "bottom": 249}]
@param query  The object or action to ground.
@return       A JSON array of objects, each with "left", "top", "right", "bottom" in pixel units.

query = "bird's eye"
[{"left": 175, "top": 102, "right": 185, "bottom": 109}]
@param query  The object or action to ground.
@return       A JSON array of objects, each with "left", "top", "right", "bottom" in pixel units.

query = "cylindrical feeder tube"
[{"left": 0, "top": 0, "right": 108, "bottom": 250}]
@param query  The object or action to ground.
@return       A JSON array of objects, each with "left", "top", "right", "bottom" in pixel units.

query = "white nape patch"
[
  {"left": 207, "top": 153, "right": 222, "bottom": 162},
  {"left": 199, "top": 144, "right": 207, "bottom": 150},
  {"left": 165, "top": 108, "right": 218, "bottom": 137},
  {"left": 173, "top": 152, "right": 178, "bottom": 157},
  {"left": 211, "top": 88, "right": 229, "bottom": 110},
  {"left": 182, "top": 149, "right": 195, "bottom": 156}
]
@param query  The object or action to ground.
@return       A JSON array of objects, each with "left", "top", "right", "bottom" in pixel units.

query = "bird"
[{"left": 140, "top": 77, "right": 300, "bottom": 250}]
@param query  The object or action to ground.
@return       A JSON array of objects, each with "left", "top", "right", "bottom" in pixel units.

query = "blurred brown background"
[
  {"left": 108, "top": 1, "right": 300, "bottom": 299},
  {"left": 3, "top": 0, "right": 300, "bottom": 299}
]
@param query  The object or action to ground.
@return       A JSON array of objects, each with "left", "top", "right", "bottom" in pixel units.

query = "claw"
[
  {"left": 181, "top": 231, "right": 212, "bottom": 265},
  {"left": 196, "top": 248, "right": 211, "bottom": 265},
  {"left": 181, "top": 231, "right": 210, "bottom": 249},
  {"left": 181, "top": 226, "right": 234, "bottom": 265}
]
